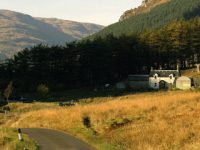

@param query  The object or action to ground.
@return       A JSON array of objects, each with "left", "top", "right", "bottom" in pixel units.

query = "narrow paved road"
[{"left": 22, "top": 128, "right": 96, "bottom": 150}]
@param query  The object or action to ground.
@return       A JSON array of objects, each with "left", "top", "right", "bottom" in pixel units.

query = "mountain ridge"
[{"left": 0, "top": 9, "right": 104, "bottom": 59}]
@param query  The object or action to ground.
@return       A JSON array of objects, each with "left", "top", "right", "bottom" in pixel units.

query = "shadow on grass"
[{"left": 14, "top": 88, "right": 159, "bottom": 103}]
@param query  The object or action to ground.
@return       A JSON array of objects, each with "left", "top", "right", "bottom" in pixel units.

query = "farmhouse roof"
[
  {"left": 149, "top": 70, "right": 180, "bottom": 77},
  {"left": 128, "top": 75, "right": 149, "bottom": 81}
]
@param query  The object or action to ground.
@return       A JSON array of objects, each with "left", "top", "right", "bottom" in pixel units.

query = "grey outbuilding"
[
  {"left": 176, "top": 76, "right": 191, "bottom": 90},
  {"left": 128, "top": 75, "right": 149, "bottom": 89}
]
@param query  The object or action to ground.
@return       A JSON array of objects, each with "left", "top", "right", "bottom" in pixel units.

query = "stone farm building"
[
  {"left": 149, "top": 69, "right": 180, "bottom": 89},
  {"left": 116, "top": 68, "right": 194, "bottom": 90}
]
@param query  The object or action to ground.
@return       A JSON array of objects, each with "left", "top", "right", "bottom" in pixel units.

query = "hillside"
[
  {"left": 0, "top": 10, "right": 104, "bottom": 59},
  {"left": 91, "top": 0, "right": 200, "bottom": 39},
  {"left": 1, "top": 91, "right": 200, "bottom": 149},
  {"left": 38, "top": 18, "right": 103, "bottom": 40},
  {"left": 119, "top": 0, "right": 170, "bottom": 21}
]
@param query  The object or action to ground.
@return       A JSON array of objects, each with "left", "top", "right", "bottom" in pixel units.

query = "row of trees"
[
  {"left": 0, "top": 35, "right": 151, "bottom": 92},
  {"left": 0, "top": 17, "right": 200, "bottom": 93}
]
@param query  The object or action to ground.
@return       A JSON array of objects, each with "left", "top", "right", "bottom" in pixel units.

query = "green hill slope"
[{"left": 91, "top": 0, "right": 200, "bottom": 39}]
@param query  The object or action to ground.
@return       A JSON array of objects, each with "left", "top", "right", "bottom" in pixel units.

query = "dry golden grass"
[
  {"left": 8, "top": 102, "right": 56, "bottom": 113},
  {"left": 8, "top": 91, "right": 200, "bottom": 150},
  {"left": 181, "top": 68, "right": 200, "bottom": 77}
]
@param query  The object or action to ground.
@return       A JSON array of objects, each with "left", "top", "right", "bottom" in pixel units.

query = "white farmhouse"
[{"left": 149, "top": 69, "right": 180, "bottom": 89}]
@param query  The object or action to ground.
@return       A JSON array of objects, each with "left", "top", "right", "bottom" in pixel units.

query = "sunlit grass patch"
[
  {"left": 0, "top": 128, "right": 38, "bottom": 150},
  {"left": 4, "top": 91, "right": 200, "bottom": 149}
]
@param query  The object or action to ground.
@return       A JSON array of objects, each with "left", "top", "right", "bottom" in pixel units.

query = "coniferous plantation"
[
  {"left": 0, "top": 17, "right": 200, "bottom": 93},
  {"left": 91, "top": 0, "right": 200, "bottom": 38},
  {"left": 0, "top": 35, "right": 149, "bottom": 92}
]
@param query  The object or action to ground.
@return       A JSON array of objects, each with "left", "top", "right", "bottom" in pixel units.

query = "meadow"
[{"left": 1, "top": 90, "right": 199, "bottom": 150}]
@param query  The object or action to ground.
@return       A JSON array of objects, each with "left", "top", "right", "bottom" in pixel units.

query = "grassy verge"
[{"left": 0, "top": 128, "right": 38, "bottom": 150}]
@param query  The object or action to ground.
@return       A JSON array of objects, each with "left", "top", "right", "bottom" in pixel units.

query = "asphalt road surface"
[{"left": 22, "top": 128, "right": 96, "bottom": 150}]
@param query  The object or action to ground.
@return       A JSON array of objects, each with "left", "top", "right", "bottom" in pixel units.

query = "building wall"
[
  {"left": 129, "top": 81, "right": 149, "bottom": 89},
  {"left": 149, "top": 77, "right": 176, "bottom": 89},
  {"left": 176, "top": 77, "right": 191, "bottom": 90}
]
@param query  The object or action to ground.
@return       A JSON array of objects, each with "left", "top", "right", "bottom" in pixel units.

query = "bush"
[
  {"left": 82, "top": 116, "right": 91, "bottom": 128},
  {"left": 2, "top": 106, "right": 10, "bottom": 111},
  {"left": 0, "top": 101, "right": 8, "bottom": 107},
  {"left": 37, "top": 84, "right": 49, "bottom": 98}
]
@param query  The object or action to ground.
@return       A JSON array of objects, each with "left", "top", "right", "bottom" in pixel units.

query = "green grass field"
[{"left": 0, "top": 128, "right": 38, "bottom": 150}]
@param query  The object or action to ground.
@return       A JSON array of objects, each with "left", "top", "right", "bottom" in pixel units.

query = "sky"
[{"left": 0, "top": 0, "right": 142, "bottom": 26}]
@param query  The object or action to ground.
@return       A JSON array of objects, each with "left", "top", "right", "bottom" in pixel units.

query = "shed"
[
  {"left": 176, "top": 76, "right": 191, "bottom": 90},
  {"left": 128, "top": 75, "right": 149, "bottom": 89}
]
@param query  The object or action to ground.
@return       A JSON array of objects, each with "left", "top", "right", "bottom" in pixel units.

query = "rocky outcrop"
[{"left": 119, "top": 0, "right": 170, "bottom": 21}]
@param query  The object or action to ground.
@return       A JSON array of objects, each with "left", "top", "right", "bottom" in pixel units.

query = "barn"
[
  {"left": 127, "top": 75, "right": 149, "bottom": 89},
  {"left": 115, "top": 75, "right": 149, "bottom": 90}
]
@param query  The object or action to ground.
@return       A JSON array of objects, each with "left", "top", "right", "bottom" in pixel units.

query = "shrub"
[
  {"left": 0, "top": 101, "right": 8, "bottom": 107},
  {"left": 37, "top": 84, "right": 49, "bottom": 98},
  {"left": 2, "top": 106, "right": 10, "bottom": 111},
  {"left": 82, "top": 116, "right": 91, "bottom": 128}
]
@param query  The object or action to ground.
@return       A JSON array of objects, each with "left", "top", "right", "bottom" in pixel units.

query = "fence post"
[{"left": 18, "top": 128, "right": 23, "bottom": 141}]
